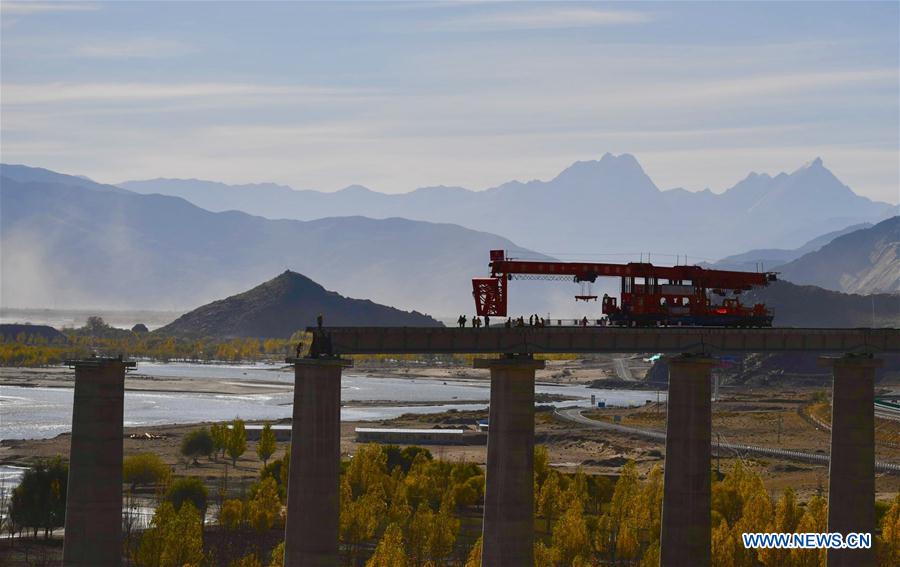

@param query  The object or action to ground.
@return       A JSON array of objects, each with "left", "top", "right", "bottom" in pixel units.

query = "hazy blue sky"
[{"left": 2, "top": 1, "right": 898, "bottom": 203}]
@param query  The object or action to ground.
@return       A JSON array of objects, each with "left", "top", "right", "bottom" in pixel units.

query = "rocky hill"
[
  {"left": 158, "top": 271, "right": 442, "bottom": 338},
  {"left": 710, "top": 222, "right": 872, "bottom": 272},
  {"left": 776, "top": 216, "right": 899, "bottom": 294},
  {"left": 0, "top": 324, "right": 67, "bottom": 343},
  {"left": 746, "top": 280, "right": 899, "bottom": 328}
]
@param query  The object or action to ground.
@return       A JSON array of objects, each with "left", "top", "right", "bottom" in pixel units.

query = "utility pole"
[
  {"left": 777, "top": 415, "right": 783, "bottom": 445},
  {"left": 716, "top": 433, "right": 721, "bottom": 475}
]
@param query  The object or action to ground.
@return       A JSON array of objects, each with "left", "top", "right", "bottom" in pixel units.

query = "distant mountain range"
[
  {"left": 159, "top": 271, "right": 441, "bottom": 338},
  {"left": 119, "top": 154, "right": 895, "bottom": 258},
  {"left": 776, "top": 216, "right": 899, "bottom": 295},
  {"left": 1, "top": 164, "right": 566, "bottom": 316},
  {"left": 3, "top": 162, "right": 897, "bottom": 324}
]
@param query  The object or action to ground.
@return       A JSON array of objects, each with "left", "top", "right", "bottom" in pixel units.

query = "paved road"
[
  {"left": 875, "top": 401, "right": 900, "bottom": 422},
  {"left": 554, "top": 407, "right": 900, "bottom": 475}
]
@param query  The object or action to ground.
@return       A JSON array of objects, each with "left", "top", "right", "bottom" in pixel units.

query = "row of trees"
[
  {"left": 179, "top": 420, "right": 277, "bottom": 468},
  {"left": 5, "top": 446, "right": 900, "bottom": 566},
  {"left": 0, "top": 319, "right": 305, "bottom": 366}
]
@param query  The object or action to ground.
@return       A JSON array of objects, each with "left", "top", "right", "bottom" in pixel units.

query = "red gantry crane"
[{"left": 472, "top": 250, "right": 777, "bottom": 327}]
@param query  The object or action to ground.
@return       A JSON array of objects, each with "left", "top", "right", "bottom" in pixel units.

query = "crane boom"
[{"left": 473, "top": 250, "right": 777, "bottom": 327}]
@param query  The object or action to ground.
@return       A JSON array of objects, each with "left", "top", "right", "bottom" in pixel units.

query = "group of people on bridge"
[{"left": 457, "top": 314, "right": 600, "bottom": 328}]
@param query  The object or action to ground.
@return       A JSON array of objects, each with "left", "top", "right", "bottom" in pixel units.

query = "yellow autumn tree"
[
  {"left": 366, "top": 523, "right": 408, "bottom": 567},
  {"left": 135, "top": 501, "right": 204, "bottom": 567},
  {"left": 733, "top": 480, "right": 774, "bottom": 567},
  {"left": 219, "top": 498, "right": 245, "bottom": 531},
  {"left": 406, "top": 502, "right": 435, "bottom": 567},
  {"left": 340, "top": 475, "right": 387, "bottom": 565},
  {"left": 347, "top": 443, "right": 388, "bottom": 497},
  {"left": 598, "top": 460, "right": 641, "bottom": 561},
  {"left": 712, "top": 513, "right": 740, "bottom": 567},
  {"left": 789, "top": 494, "right": 827, "bottom": 567},
  {"left": 427, "top": 490, "right": 460, "bottom": 564},
  {"left": 760, "top": 487, "right": 802, "bottom": 567},
  {"left": 538, "top": 471, "right": 562, "bottom": 534},
  {"left": 256, "top": 422, "right": 277, "bottom": 467},
  {"left": 229, "top": 554, "right": 263, "bottom": 567},
  {"left": 877, "top": 495, "right": 900, "bottom": 567},
  {"left": 268, "top": 542, "right": 284, "bottom": 567},
  {"left": 464, "top": 537, "right": 482, "bottom": 567},
  {"left": 552, "top": 498, "right": 592, "bottom": 566},
  {"left": 247, "top": 477, "right": 282, "bottom": 532},
  {"left": 534, "top": 540, "right": 556, "bottom": 567}
]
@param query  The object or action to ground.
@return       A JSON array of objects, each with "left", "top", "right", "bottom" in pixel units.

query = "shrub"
[
  {"left": 123, "top": 453, "right": 170, "bottom": 490},
  {"left": 166, "top": 476, "right": 208, "bottom": 516},
  {"left": 181, "top": 428, "right": 214, "bottom": 464}
]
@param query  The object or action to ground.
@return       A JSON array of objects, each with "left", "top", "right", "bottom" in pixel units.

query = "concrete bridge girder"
[{"left": 60, "top": 325, "right": 899, "bottom": 566}]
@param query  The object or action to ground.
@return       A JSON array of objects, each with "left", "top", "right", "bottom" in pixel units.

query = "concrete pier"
[
  {"left": 660, "top": 355, "right": 714, "bottom": 567},
  {"left": 822, "top": 355, "right": 881, "bottom": 567},
  {"left": 475, "top": 355, "right": 544, "bottom": 567},
  {"left": 283, "top": 357, "right": 351, "bottom": 567},
  {"left": 63, "top": 357, "right": 133, "bottom": 567}
]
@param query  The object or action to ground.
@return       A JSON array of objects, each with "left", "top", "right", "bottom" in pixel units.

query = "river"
[{"left": 0, "top": 362, "right": 662, "bottom": 441}]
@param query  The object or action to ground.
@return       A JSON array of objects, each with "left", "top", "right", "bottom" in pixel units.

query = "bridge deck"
[{"left": 307, "top": 327, "right": 900, "bottom": 355}]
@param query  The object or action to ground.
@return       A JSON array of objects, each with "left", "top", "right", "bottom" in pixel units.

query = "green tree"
[
  {"left": 136, "top": 501, "right": 204, "bottom": 567},
  {"left": 227, "top": 419, "right": 248, "bottom": 467},
  {"left": 210, "top": 423, "right": 227, "bottom": 460},
  {"left": 8, "top": 457, "right": 67, "bottom": 538},
  {"left": 84, "top": 315, "right": 110, "bottom": 335},
  {"left": 366, "top": 523, "right": 408, "bottom": 567},
  {"left": 180, "top": 428, "right": 214, "bottom": 465},
  {"left": 124, "top": 453, "right": 171, "bottom": 490},
  {"left": 256, "top": 423, "right": 277, "bottom": 467},
  {"left": 166, "top": 476, "right": 208, "bottom": 517},
  {"left": 384, "top": 445, "right": 432, "bottom": 474}
]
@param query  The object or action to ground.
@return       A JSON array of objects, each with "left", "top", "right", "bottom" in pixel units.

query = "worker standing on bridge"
[
  {"left": 484, "top": 316, "right": 490, "bottom": 328},
  {"left": 317, "top": 313, "right": 324, "bottom": 330},
  {"left": 581, "top": 316, "right": 588, "bottom": 327},
  {"left": 505, "top": 317, "right": 511, "bottom": 328},
  {"left": 529, "top": 315, "right": 534, "bottom": 326},
  {"left": 458, "top": 315, "right": 466, "bottom": 328},
  {"left": 472, "top": 316, "right": 478, "bottom": 328}
]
